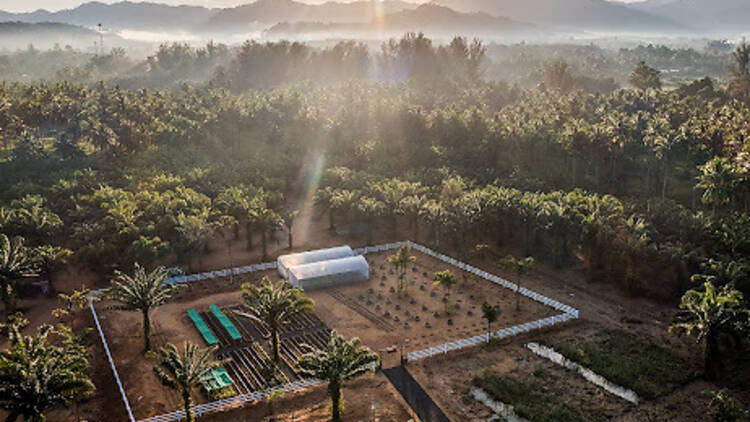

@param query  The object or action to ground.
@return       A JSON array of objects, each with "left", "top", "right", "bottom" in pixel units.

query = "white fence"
[
  {"left": 407, "top": 313, "right": 576, "bottom": 362},
  {"left": 90, "top": 301, "right": 137, "bottom": 422},
  {"left": 140, "top": 379, "right": 323, "bottom": 422},
  {"left": 92, "top": 240, "right": 578, "bottom": 421},
  {"left": 165, "top": 261, "right": 278, "bottom": 285}
]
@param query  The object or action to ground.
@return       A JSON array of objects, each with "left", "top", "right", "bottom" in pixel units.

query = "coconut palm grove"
[{"left": 1, "top": 4, "right": 750, "bottom": 421}]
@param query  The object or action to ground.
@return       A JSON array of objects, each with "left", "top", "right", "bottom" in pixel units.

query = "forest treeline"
[
  {"left": 0, "top": 34, "right": 737, "bottom": 90},
  {"left": 1, "top": 34, "right": 749, "bottom": 293}
]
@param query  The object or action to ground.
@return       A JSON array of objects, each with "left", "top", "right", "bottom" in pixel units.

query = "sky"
[{"left": 0, "top": 0, "right": 642, "bottom": 13}]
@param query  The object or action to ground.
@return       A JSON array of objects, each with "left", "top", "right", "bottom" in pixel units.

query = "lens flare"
[
  {"left": 373, "top": 0, "right": 386, "bottom": 32},
  {"left": 293, "top": 152, "right": 325, "bottom": 246}
]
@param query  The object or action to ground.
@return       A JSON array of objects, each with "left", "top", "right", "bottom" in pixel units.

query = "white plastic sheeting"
[
  {"left": 277, "top": 245, "right": 354, "bottom": 279},
  {"left": 526, "top": 343, "right": 640, "bottom": 404},
  {"left": 287, "top": 255, "right": 369, "bottom": 290}
]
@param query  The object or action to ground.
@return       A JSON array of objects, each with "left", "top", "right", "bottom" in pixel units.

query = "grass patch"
[
  {"left": 473, "top": 371, "right": 583, "bottom": 422},
  {"left": 542, "top": 330, "right": 693, "bottom": 400}
]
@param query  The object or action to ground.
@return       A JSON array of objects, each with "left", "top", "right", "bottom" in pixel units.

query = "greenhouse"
[
  {"left": 286, "top": 255, "right": 369, "bottom": 290},
  {"left": 277, "top": 245, "right": 355, "bottom": 279}
]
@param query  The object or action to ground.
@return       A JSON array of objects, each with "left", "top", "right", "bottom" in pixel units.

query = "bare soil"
[
  {"left": 309, "top": 250, "right": 554, "bottom": 368},
  {"left": 410, "top": 340, "right": 633, "bottom": 422}
]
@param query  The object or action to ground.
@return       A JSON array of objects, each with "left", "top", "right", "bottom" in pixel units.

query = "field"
[
  {"left": 404, "top": 260, "right": 719, "bottom": 422},
  {"left": 92, "top": 242, "right": 563, "bottom": 420},
  {"left": 408, "top": 329, "right": 708, "bottom": 422},
  {"left": 309, "top": 249, "right": 556, "bottom": 367}
]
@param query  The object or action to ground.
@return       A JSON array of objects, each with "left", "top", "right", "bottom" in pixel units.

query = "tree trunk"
[
  {"left": 143, "top": 309, "right": 151, "bottom": 352},
  {"left": 271, "top": 325, "right": 280, "bottom": 365},
  {"left": 704, "top": 332, "right": 719, "bottom": 380},
  {"left": 524, "top": 223, "right": 534, "bottom": 257},
  {"left": 227, "top": 241, "right": 234, "bottom": 283},
  {"left": 183, "top": 391, "right": 194, "bottom": 422},
  {"left": 570, "top": 156, "right": 577, "bottom": 188},
  {"left": 413, "top": 215, "right": 419, "bottom": 241},
  {"left": 329, "top": 212, "right": 335, "bottom": 231},
  {"left": 46, "top": 271, "right": 57, "bottom": 297},
  {"left": 329, "top": 381, "right": 342, "bottom": 422},
  {"left": 1, "top": 279, "right": 13, "bottom": 316},
  {"left": 246, "top": 223, "right": 254, "bottom": 250},
  {"left": 288, "top": 230, "right": 293, "bottom": 250},
  {"left": 261, "top": 230, "right": 268, "bottom": 261},
  {"left": 661, "top": 163, "right": 669, "bottom": 201}
]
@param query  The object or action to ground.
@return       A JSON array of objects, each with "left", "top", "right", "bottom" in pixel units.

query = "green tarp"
[
  {"left": 210, "top": 305, "right": 242, "bottom": 340},
  {"left": 187, "top": 309, "right": 218, "bottom": 345},
  {"left": 200, "top": 367, "right": 233, "bottom": 391}
]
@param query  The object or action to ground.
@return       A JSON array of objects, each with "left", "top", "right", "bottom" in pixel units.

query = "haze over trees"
[{"left": 0, "top": 24, "right": 749, "bottom": 420}]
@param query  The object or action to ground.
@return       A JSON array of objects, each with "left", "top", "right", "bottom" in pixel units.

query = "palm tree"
[
  {"left": 629, "top": 61, "right": 662, "bottom": 90},
  {"left": 670, "top": 281, "right": 749, "bottom": 380},
  {"left": 175, "top": 206, "right": 222, "bottom": 272},
  {"left": 106, "top": 264, "right": 177, "bottom": 352},
  {"left": 696, "top": 157, "right": 739, "bottom": 214},
  {"left": 32, "top": 245, "right": 73, "bottom": 295},
  {"left": 728, "top": 38, "right": 750, "bottom": 101},
  {"left": 250, "top": 207, "right": 282, "bottom": 261},
  {"left": 481, "top": 302, "right": 500, "bottom": 341},
  {"left": 497, "top": 255, "right": 535, "bottom": 311},
  {"left": 53, "top": 286, "right": 97, "bottom": 321},
  {"left": 237, "top": 277, "right": 314, "bottom": 365},
  {"left": 0, "top": 234, "right": 40, "bottom": 314},
  {"left": 330, "top": 190, "right": 360, "bottom": 235},
  {"left": 387, "top": 246, "right": 416, "bottom": 295},
  {"left": 215, "top": 186, "right": 253, "bottom": 240},
  {"left": 433, "top": 269, "right": 457, "bottom": 313},
  {"left": 707, "top": 389, "right": 750, "bottom": 422},
  {"left": 297, "top": 331, "right": 379, "bottom": 422},
  {"left": 400, "top": 194, "right": 426, "bottom": 240},
  {"left": 153, "top": 342, "right": 221, "bottom": 422},
  {"left": 0, "top": 320, "right": 95, "bottom": 422},
  {"left": 280, "top": 210, "right": 299, "bottom": 249},
  {"left": 357, "top": 197, "right": 385, "bottom": 244}
]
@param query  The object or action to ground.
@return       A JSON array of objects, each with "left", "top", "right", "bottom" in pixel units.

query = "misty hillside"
[
  {"left": 628, "top": 0, "right": 750, "bottom": 31},
  {"left": 0, "top": 1, "right": 217, "bottom": 31},
  {"left": 432, "top": 0, "right": 684, "bottom": 31},
  {"left": 203, "top": 0, "right": 417, "bottom": 32},
  {"left": 0, "top": 0, "right": 417, "bottom": 34},
  {"left": 0, "top": 21, "right": 96, "bottom": 36},
  {"left": 266, "top": 4, "right": 530, "bottom": 37},
  {"left": 0, "top": 21, "right": 124, "bottom": 50}
]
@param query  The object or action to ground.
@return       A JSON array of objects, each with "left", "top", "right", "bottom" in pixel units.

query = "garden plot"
[
  {"left": 91, "top": 241, "right": 577, "bottom": 421},
  {"left": 94, "top": 268, "right": 333, "bottom": 420},
  {"left": 409, "top": 342, "right": 634, "bottom": 422},
  {"left": 407, "top": 327, "right": 699, "bottom": 422},
  {"left": 307, "top": 249, "right": 556, "bottom": 366}
]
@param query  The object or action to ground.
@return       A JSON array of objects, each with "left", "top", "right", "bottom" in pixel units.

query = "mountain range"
[
  {"left": 203, "top": 0, "right": 418, "bottom": 32},
  {"left": 629, "top": 0, "right": 750, "bottom": 31},
  {"left": 0, "top": 2, "right": 214, "bottom": 31},
  {"left": 431, "top": 0, "right": 684, "bottom": 32},
  {"left": 0, "top": 0, "right": 748, "bottom": 37},
  {"left": 266, "top": 4, "right": 531, "bottom": 37}
]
